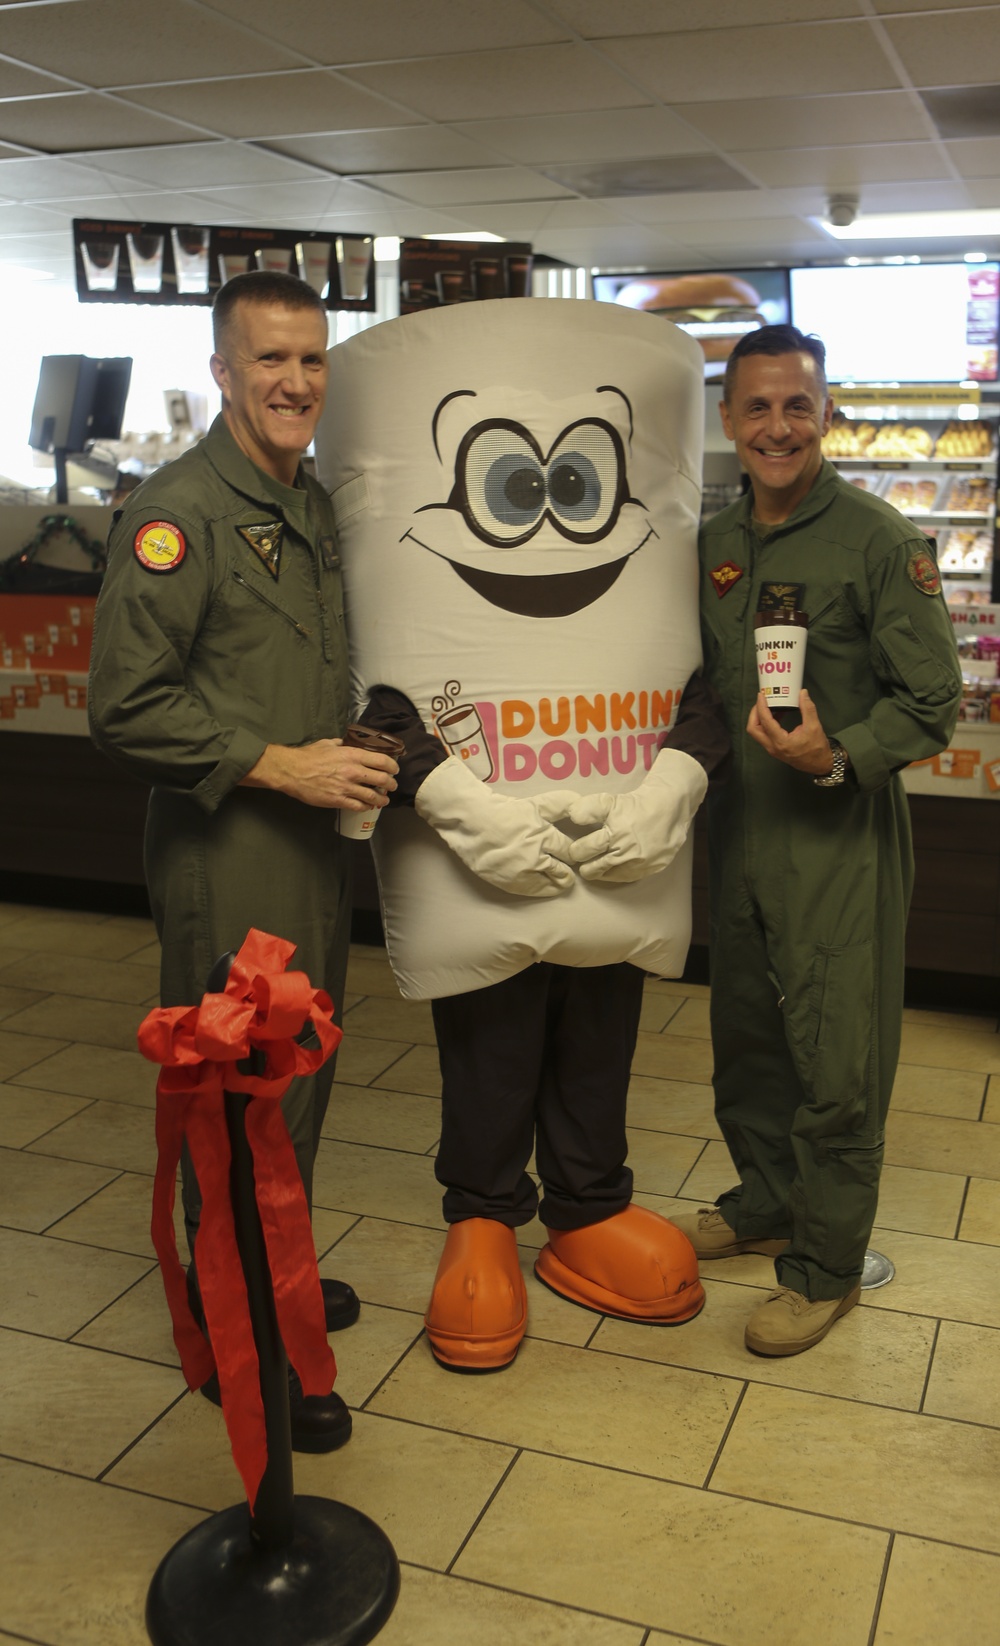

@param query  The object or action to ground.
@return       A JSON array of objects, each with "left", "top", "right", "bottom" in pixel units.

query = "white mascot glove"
[
  {"left": 415, "top": 758, "right": 581, "bottom": 898},
  {"left": 564, "top": 749, "right": 708, "bottom": 884}
]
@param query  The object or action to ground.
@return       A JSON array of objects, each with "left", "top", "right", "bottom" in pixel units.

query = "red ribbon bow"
[{"left": 139, "top": 927, "right": 343, "bottom": 1509}]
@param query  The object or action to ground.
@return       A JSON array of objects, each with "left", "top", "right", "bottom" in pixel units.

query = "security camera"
[{"left": 827, "top": 195, "right": 858, "bottom": 228}]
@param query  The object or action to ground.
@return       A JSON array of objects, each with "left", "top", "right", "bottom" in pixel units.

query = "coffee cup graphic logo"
[{"left": 432, "top": 680, "right": 495, "bottom": 781}]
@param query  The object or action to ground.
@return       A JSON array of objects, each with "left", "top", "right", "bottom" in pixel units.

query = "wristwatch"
[{"left": 814, "top": 739, "right": 849, "bottom": 787}]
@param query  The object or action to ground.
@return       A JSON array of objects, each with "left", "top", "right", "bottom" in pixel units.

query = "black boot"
[
  {"left": 199, "top": 1364, "right": 352, "bottom": 1453},
  {"left": 320, "top": 1277, "right": 360, "bottom": 1332}
]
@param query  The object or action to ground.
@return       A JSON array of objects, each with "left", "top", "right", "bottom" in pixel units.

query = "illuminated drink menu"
[{"left": 790, "top": 263, "right": 1000, "bottom": 383}]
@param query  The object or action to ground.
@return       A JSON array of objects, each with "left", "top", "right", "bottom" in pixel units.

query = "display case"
[{"left": 821, "top": 387, "right": 999, "bottom": 604}]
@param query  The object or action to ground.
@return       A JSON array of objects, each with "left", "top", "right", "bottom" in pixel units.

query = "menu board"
[{"left": 790, "top": 263, "right": 1000, "bottom": 383}]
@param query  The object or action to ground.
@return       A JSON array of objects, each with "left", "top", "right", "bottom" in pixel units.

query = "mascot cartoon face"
[{"left": 407, "top": 384, "right": 653, "bottom": 618}]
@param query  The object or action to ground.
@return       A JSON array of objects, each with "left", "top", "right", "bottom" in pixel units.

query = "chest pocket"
[{"left": 230, "top": 567, "right": 310, "bottom": 639}]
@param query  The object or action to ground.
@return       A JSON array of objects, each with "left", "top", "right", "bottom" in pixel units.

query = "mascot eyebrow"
[
  {"left": 432, "top": 390, "right": 477, "bottom": 462},
  {"left": 430, "top": 385, "right": 634, "bottom": 464}
]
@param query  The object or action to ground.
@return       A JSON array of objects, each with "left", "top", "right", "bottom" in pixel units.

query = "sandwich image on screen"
[{"left": 594, "top": 270, "right": 790, "bottom": 377}]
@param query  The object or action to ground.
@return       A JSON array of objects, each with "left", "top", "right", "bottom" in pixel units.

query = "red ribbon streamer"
[{"left": 139, "top": 927, "right": 343, "bottom": 1509}]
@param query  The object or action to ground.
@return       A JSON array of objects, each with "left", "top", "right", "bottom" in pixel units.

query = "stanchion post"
[{"left": 144, "top": 948, "right": 400, "bottom": 1646}]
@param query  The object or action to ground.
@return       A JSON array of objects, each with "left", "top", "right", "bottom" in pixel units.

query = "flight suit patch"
[
  {"left": 710, "top": 560, "right": 744, "bottom": 597},
  {"left": 319, "top": 535, "right": 340, "bottom": 570},
  {"left": 759, "top": 581, "right": 805, "bottom": 613},
  {"left": 906, "top": 546, "right": 942, "bottom": 597},
  {"left": 134, "top": 522, "right": 186, "bottom": 574},
  {"left": 238, "top": 522, "right": 284, "bottom": 580}
]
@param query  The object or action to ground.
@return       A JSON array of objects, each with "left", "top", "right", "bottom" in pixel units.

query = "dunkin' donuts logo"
[{"left": 432, "top": 679, "right": 680, "bottom": 784}]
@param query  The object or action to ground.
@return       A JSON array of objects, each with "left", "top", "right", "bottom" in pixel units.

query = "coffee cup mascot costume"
[{"left": 317, "top": 299, "right": 726, "bottom": 1370}]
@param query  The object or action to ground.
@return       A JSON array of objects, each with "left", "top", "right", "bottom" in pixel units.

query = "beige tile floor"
[{"left": 1, "top": 898, "right": 999, "bottom": 1645}]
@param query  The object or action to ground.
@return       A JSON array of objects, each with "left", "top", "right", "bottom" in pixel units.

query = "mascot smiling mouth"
[{"left": 451, "top": 553, "right": 634, "bottom": 618}]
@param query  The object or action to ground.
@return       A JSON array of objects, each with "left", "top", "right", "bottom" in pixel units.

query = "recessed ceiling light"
[
  {"left": 965, "top": 251, "right": 989, "bottom": 262},
  {"left": 419, "top": 231, "right": 505, "bottom": 243}
]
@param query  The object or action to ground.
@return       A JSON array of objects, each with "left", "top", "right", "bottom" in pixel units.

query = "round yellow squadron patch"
[{"left": 134, "top": 521, "right": 186, "bottom": 573}]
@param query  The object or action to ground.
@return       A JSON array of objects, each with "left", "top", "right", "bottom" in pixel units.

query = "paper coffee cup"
[
  {"left": 256, "top": 245, "right": 293, "bottom": 275},
  {"left": 754, "top": 610, "right": 808, "bottom": 708},
  {"left": 435, "top": 701, "right": 495, "bottom": 782},
  {"left": 297, "top": 240, "right": 331, "bottom": 296},
  {"left": 337, "top": 725, "right": 404, "bottom": 840}
]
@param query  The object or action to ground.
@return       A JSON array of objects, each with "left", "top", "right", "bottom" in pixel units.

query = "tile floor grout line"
[
  {"left": 58, "top": 1258, "right": 163, "bottom": 1338},
  {"left": 976, "top": 1072, "right": 990, "bottom": 1122},
  {"left": 94, "top": 1385, "right": 191, "bottom": 1483},
  {"left": 952, "top": 1173, "right": 973, "bottom": 1239},
  {"left": 866, "top": 1531, "right": 896, "bottom": 1646},
  {"left": 5, "top": 1095, "right": 99, "bottom": 1148},
  {"left": 700, "top": 1379, "right": 750, "bottom": 1491},
  {"left": 444, "top": 1447, "right": 524, "bottom": 1576},
  {"left": 34, "top": 1165, "right": 127, "bottom": 1235},
  {"left": 673, "top": 1137, "right": 711, "bottom": 1200},
  {"left": 357, "top": 1328, "right": 429, "bottom": 1413},
  {"left": 917, "top": 1317, "right": 944, "bottom": 1418}
]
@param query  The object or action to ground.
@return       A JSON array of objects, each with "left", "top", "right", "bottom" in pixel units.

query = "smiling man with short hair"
[
  {"left": 670, "top": 324, "right": 962, "bottom": 1356},
  {"left": 89, "top": 272, "right": 398, "bottom": 1446}
]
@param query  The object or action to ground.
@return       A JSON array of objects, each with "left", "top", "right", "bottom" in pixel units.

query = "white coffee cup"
[
  {"left": 754, "top": 610, "right": 808, "bottom": 709},
  {"left": 337, "top": 724, "right": 405, "bottom": 840},
  {"left": 336, "top": 236, "right": 373, "bottom": 300}
]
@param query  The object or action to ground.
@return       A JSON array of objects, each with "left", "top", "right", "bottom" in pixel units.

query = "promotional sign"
[
  {"left": 318, "top": 299, "right": 705, "bottom": 997},
  {"left": 73, "top": 219, "right": 377, "bottom": 310}
]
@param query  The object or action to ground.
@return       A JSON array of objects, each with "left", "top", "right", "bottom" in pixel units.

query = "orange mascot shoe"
[
  {"left": 425, "top": 1218, "right": 528, "bottom": 1371},
  {"left": 534, "top": 1204, "right": 704, "bottom": 1323}
]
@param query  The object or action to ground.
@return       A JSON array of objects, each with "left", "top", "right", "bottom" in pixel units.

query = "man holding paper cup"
[
  {"left": 671, "top": 324, "right": 961, "bottom": 1356},
  {"left": 90, "top": 272, "right": 398, "bottom": 1449}
]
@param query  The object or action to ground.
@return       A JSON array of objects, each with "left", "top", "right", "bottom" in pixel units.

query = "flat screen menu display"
[
  {"left": 790, "top": 263, "right": 1000, "bottom": 383},
  {"left": 593, "top": 268, "right": 790, "bottom": 379}
]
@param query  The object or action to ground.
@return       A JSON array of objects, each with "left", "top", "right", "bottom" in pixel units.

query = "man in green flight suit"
[
  {"left": 671, "top": 324, "right": 961, "bottom": 1356},
  {"left": 89, "top": 271, "right": 399, "bottom": 1446}
]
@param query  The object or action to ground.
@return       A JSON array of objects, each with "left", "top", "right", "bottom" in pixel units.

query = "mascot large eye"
[
  {"left": 462, "top": 427, "right": 545, "bottom": 541},
  {"left": 546, "top": 424, "right": 623, "bottom": 532}
]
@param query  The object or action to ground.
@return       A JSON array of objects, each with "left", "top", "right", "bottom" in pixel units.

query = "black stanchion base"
[{"left": 146, "top": 1496, "right": 400, "bottom": 1646}]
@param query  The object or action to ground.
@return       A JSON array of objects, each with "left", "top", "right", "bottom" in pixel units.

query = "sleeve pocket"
[{"left": 874, "top": 616, "right": 956, "bottom": 705}]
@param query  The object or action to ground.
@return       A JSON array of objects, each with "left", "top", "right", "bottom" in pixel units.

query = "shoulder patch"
[
  {"left": 906, "top": 545, "right": 942, "bottom": 597},
  {"left": 709, "top": 560, "right": 744, "bottom": 598},
  {"left": 134, "top": 521, "right": 186, "bottom": 574}
]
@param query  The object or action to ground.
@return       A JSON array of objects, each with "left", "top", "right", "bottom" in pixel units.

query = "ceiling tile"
[
  {"left": 452, "top": 107, "right": 706, "bottom": 164},
  {"left": 0, "top": 61, "right": 74, "bottom": 98},
  {"left": 965, "top": 177, "right": 1000, "bottom": 205},
  {"left": 849, "top": 180, "right": 974, "bottom": 212},
  {"left": 665, "top": 214, "right": 829, "bottom": 246},
  {"left": 196, "top": 178, "right": 377, "bottom": 222},
  {"left": 883, "top": 11, "right": 1000, "bottom": 88},
  {"left": 359, "top": 167, "right": 572, "bottom": 206},
  {"left": 0, "top": 0, "right": 302, "bottom": 88},
  {"left": 117, "top": 71, "right": 421, "bottom": 141},
  {"left": 202, "top": 0, "right": 569, "bottom": 62},
  {"left": 0, "top": 200, "right": 76, "bottom": 231},
  {"left": 921, "top": 85, "right": 1000, "bottom": 140},
  {"left": 81, "top": 141, "right": 320, "bottom": 189},
  {"left": 946, "top": 136, "right": 1000, "bottom": 177},
  {"left": 599, "top": 22, "right": 900, "bottom": 102},
  {"left": 0, "top": 155, "right": 111, "bottom": 200},
  {"left": 672, "top": 91, "right": 931, "bottom": 151},
  {"left": 532, "top": 198, "right": 638, "bottom": 227},
  {"left": 534, "top": 224, "right": 702, "bottom": 265},
  {"left": 0, "top": 94, "right": 204, "bottom": 151},
  {"left": 539, "top": 154, "right": 757, "bottom": 198},
  {"left": 341, "top": 44, "right": 649, "bottom": 121},
  {"left": 550, "top": 0, "right": 864, "bottom": 34},
  {"left": 266, "top": 126, "right": 497, "bottom": 174},
  {"left": 453, "top": 201, "right": 559, "bottom": 235},
  {"left": 735, "top": 141, "right": 951, "bottom": 189},
  {"left": 611, "top": 188, "right": 785, "bottom": 225}
]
